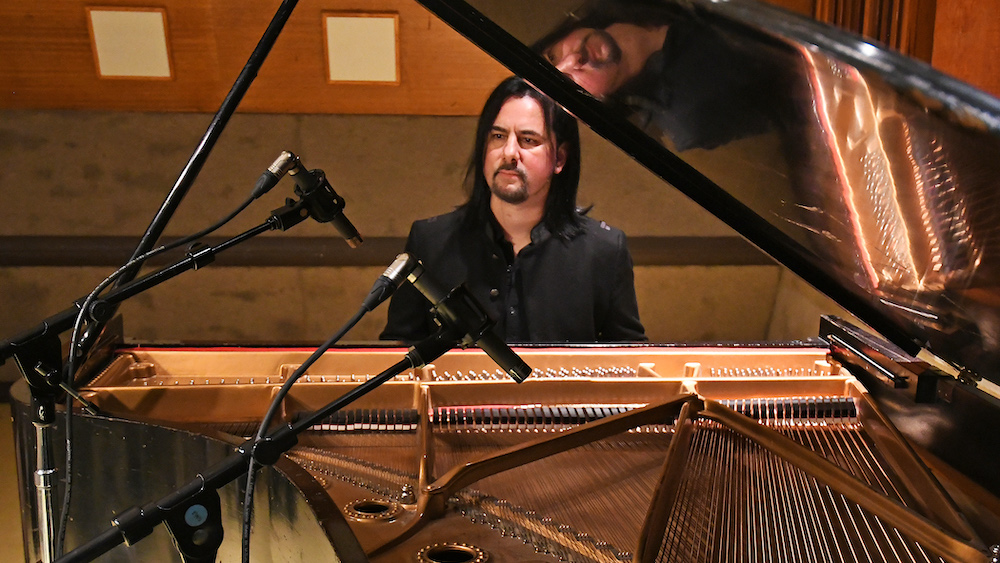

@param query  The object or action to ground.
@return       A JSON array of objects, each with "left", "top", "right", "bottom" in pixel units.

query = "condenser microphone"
[
  {"left": 362, "top": 253, "right": 419, "bottom": 312},
  {"left": 251, "top": 150, "right": 298, "bottom": 199},
  {"left": 404, "top": 254, "right": 532, "bottom": 383},
  {"left": 288, "top": 159, "right": 363, "bottom": 248}
]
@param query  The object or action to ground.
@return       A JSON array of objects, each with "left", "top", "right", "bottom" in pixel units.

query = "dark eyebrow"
[{"left": 491, "top": 125, "right": 544, "bottom": 138}]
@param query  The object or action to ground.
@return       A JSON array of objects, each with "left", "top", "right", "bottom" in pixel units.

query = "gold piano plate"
[{"left": 47, "top": 345, "right": 996, "bottom": 563}]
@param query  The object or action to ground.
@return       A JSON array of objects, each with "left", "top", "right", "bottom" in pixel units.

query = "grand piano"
[{"left": 8, "top": 0, "right": 1000, "bottom": 562}]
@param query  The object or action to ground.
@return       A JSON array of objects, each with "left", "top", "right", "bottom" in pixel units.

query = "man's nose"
[
  {"left": 501, "top": 135, "right": 519, "bottom": 159},
  {"left": 554, "top": 53, "right": 580, "bottom": 73}
]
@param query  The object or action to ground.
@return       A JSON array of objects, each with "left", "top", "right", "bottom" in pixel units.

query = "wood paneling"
[
  {"left": 931, "top": 0, "right": 1000, "bottom": 97},
  {"left": 2, "top": 0, "right": 994, "bottom": 113},
  {"left": 764, "top": 0, "right": 817, "bottom": 17},
  {"left": 0, "top": 0, "right": 509, "bottom": 115},
  {"left": 789, "top": 0, "right": 938, "bottom": 62}
]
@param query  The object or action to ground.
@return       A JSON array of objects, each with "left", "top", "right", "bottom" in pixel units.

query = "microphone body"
[
  {"left": 288, "top": 161, "right": 363, "bottom": 248},
  {"left": 362, "top": 253, "right": 419, "bottom": 312},
  {"left": 252, "top": 151, "right": 297, "bottom": 199},
  {"left": 404, "top": 255, "right": 532, "bottom": 383}
]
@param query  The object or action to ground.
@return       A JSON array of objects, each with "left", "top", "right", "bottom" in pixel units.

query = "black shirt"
[{"left": 380, "top": 206, "right": 646, "bottom": 343}]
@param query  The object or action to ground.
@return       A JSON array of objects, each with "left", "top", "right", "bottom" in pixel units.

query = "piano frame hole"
[
  {"left": 344, "top": 498, "right": 402, "bottom": 521},
  {"left": 417, "top": 543, "right": 487, "bottom": 563}
]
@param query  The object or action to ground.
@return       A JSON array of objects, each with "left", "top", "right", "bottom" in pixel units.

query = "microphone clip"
[
  {"left": 291, "top": 168, "right": 346, "bottom": 225},
  {"left": 429, "top": 284, "right": 493, "bottom": 348},
  {"left": 288, "top": 163, "right": 363, "bottom": 247}
]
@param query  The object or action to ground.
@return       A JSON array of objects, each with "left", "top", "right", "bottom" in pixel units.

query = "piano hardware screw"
[{"left": 400, "top": 484, "right": 415, "bottom": 504}]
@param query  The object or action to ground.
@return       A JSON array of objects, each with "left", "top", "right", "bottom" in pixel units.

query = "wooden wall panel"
[
  {"left": 0, "top": 0, "right": 508, "bottom": 115},
  {"left": 2, "top": 0, "right": 994, "bottom": 112},
  {"left": 931, "top": 0, "right": 1000, "bottom": 97},
  {"left": 1, "top": 2, "right": 224, "bottom": 112},
  {"left": 211, "top": 0, "right": 508, "bottom": 114},
  {"left": 762, "top": 0, "right": 816, "bottom": 17},
  {"left": 782, "top": 0, "right": 938, "bottom": 62}
]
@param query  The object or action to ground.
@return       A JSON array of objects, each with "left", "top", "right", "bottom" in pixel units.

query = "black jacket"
[{"left": 380, "top": 206, "right": 646, "bottom": 343}]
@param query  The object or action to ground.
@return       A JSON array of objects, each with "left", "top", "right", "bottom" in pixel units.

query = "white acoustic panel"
[
  {"left": 324, "top": 13, "right": 399, "bottom": 84},
  {"left": 87, "top": 8, "right": 172, "bottom": 79}
]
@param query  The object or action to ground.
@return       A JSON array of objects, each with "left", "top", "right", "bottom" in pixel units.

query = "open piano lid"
[{"left": 417, "top": 0, "right": 1000, "bottom": 390}]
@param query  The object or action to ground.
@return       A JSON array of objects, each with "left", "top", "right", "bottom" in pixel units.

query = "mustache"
[{"left": 493, "top": 163, "right": 526, "bottom": 183}]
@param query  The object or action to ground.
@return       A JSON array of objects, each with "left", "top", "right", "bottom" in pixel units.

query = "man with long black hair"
[
  {"left": 537, "top": 0, "right": 799, "bottom": 152},
  {"left": 380, "top": 76, "right": 645, "bottom": 343}
]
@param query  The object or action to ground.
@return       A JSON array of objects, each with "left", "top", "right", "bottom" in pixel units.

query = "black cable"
[
  {"left": 237, "top": 256, "right": 413, "bottom": 561},
  {"left": 55, "top": 192, "right": 260, "bottom": 557},
  {"left": 240, "top": 306, "right": 367, "bottom": 563}
]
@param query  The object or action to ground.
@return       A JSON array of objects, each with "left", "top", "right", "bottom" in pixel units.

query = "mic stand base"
[
  {"left": 32, "top": 421, "right": 57, "bottom": 563},
  {"left": 11, "top": 333, "right": 65, "bottom": 563}
]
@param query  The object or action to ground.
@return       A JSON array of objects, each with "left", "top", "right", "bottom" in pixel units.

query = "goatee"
[{"left": 490, "top": 167, "right": 529, "bottom": 204}]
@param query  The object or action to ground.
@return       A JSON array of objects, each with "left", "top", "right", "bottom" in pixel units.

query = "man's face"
[
  {"left": 543, "top": 27, "right": 623, "bottom": 98},
  {"left": 484, "top": 96, "right": 567, "bottom": 206}
]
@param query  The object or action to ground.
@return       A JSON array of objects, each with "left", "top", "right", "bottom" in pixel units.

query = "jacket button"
[{"left": 490, "top": 288, "right": 500, "bottom": 298}]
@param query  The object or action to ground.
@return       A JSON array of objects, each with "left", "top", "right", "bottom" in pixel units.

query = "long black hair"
[
  {"left": 461, "top": 76, "right": 583, "bottom": 239},
  {"left": 533, "top": 0, "right": 691, "bottom": 56}
]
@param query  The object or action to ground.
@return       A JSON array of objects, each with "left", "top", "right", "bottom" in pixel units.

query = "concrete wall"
[{"left": 0, "top": 109, "right": 845, "bottom": 384}]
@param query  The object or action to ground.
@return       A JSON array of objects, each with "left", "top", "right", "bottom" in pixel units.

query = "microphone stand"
[
  {"left": 2, "top": 185, "right": 341, "bottom": 563},
  {"left": 54, "top": 328, "right": 463, "bottom": 563},
  {"left": 117, "top": 0, "right": 299, "bottom": 281},
  {"left": 73, "top": 0, "right": 302, "bottom": 379}
]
